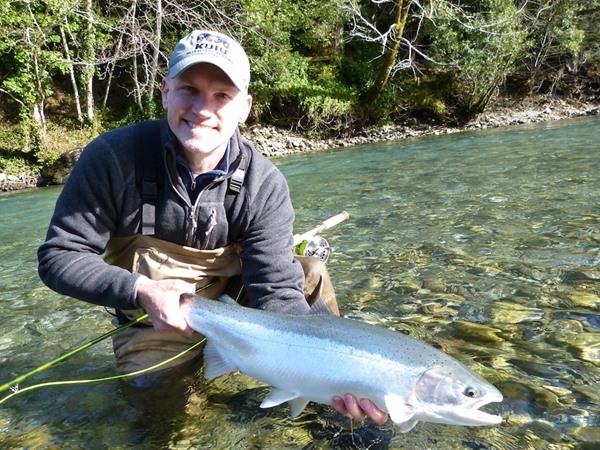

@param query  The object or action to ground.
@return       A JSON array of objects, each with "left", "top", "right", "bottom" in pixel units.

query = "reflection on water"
[{"left": 1, "top": 117, "right": 599, "bottom": 449}]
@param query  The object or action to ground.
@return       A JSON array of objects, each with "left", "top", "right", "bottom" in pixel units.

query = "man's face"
[{"left": 162, "top": 63, "right": 252, "bottom": 158}]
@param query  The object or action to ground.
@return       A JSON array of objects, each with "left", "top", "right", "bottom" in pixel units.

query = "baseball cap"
[{"left": 168, "top": 30, "right": 250, "bottom": 92}]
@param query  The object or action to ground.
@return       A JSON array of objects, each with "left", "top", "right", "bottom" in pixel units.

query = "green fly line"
[
  {"left": 0, "top": 335, "right": 206, "bottom": 405},
  {"left": 0, "top": 279, "right": 231, "bottom": 404}
]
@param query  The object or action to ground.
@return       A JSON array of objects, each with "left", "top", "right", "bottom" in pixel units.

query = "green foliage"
[
  {"left": 0, "top": 122, "right": 33, "bottom": 155},
  {"left": 398, "top": 70, "right": 461, "bottom": 121},
  {"left": 581, "top": 0, "right": 600, "bottom": 79},
  {"left": 510, "top": 0, "right": 594, "bottom": 94},
  {"left": 240, "top": 0, "right": 356, "bottom": 133},
  {"left": 251, "top": 52, "right": 357, "bottom": 134},
  {"left": 0, "top": 0, "right": 597, "bottom": 179},
  {"left": 425, "top": 0, "right": 526, "bottom": 116},
  {"left": 0, "top": 153, "right": 37, "bottom": 178}
]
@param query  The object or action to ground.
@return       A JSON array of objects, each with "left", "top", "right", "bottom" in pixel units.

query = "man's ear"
[
  {"left": 239, "top": 94, "right": 253, "bottom": 124},
  {"left": 161, "top": 78, "right": 170, "bottom": 110}
]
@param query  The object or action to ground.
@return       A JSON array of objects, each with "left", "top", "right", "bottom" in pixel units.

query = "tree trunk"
[
  {"left": 102, "top": 33, "right": 124, "bottom": 110},
  {"left": 364, "top": 0, "right": 412, "bottom": 104},
  {"left": 130, "top": 0, "right": 144, "bottom": 113},
  {"left": 31, "top": 46, "right": 47, "bottom": 135},
  {"left": 82, "top": 0, "right": 95, "bottom": 126},
  {"left": 145, "top": 0, "right": 163, "bottom": 116},
  {"left": 60, "top": 24, "right": 84, "bottom": 125}
]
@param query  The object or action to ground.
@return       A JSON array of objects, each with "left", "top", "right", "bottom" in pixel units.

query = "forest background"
[{"left": 0, "top": 0, "right": 598, "bottom": 186}]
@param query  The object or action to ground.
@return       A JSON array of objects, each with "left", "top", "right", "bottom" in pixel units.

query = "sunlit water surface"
[{"left": 0, "top": 117, "right": 598, "bottom": 449}]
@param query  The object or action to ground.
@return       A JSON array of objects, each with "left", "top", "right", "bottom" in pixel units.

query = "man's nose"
[{"left": 191, "top": 94, "right": 211, "bottom": 115}]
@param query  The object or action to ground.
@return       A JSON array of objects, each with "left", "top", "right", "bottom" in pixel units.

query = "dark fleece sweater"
[{"left": 38, "top": 119, "right": 309, "bottom": 315}]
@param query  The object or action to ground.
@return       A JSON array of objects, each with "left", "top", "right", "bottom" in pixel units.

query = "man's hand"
[
  {"left": 135, "top": 276, "right": 196, "bottom": 336},
  {"left": 332, "top": 394, "right": 389, "bottom": 425}
]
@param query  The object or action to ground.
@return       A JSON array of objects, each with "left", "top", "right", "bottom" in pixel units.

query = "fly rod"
[{"left": 0, "top": 313, "right": 149, "bottom": 393}]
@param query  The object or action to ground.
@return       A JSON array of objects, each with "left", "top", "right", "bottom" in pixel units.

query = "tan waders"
[{"left": 104, "top": 235, "right": 338, "bottom": 386}]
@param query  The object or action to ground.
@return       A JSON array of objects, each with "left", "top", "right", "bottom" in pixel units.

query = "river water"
[{"left": 0, "top": 117, "right": 598, "bottom": 449}]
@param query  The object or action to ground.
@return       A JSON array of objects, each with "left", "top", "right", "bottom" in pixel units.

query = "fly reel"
[{"left": 295, "top": 236, "right": 332, "bottom": 263}]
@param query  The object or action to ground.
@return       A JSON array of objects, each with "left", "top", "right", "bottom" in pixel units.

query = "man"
[{"left": 38, "top": 29, "right": 386, "bottom": 425}]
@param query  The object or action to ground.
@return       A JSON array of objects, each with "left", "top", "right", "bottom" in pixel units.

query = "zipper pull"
[
  {"left": 205, "top": 208, "right": 217, "bottom": 238},
  {"left": 186, "top": 207, "right": 198, "bottom": 246}
]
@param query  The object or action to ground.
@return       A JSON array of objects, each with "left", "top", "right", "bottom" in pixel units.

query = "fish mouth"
[
  {"left": 457, "top": 407, "right": 503, "bottom": 426},
  {"left": 456, "top": 393, "right": 503, "bottom": 426}
]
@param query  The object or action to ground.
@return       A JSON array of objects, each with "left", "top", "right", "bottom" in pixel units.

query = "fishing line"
[
  {"left": 0, "top": 313, "right": 150, "bottom": 395},
  {"left": 0, "top": 280, "right": 219, "bottom": 400},
  {"left": 0, "top": 337, "right": 206, "bottom": 405}
]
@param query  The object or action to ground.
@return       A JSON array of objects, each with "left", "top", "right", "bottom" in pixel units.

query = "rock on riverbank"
[
  {"left": 246, "top": 96, "right": 599, "bottom": 157},
  {"left": 0, "top": 172, "right": 38, "bottom": 191},
  {"left": 1, "top": 95, "right": 598, "bottom": 191}
]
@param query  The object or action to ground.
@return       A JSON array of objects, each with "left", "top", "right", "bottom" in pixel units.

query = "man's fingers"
[
  {"left": 331, "top": 395, "right": 389, "bottom": 425},
  {"left": 359, "top": 398, "right": 389, "bottom": 425},
  {"left": 331, "top": 394, "right": 367, "bottom": 421},
  {"left": 331, "top": 396, "right": 349, "bottom": 417},
  {"left": 343, "top": 393, "right": 368, "bottom": 420}
]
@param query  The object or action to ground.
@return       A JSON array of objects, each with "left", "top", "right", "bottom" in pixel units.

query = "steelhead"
[{"left": 181, "top": 294, "right": 503, "bottom": 432}]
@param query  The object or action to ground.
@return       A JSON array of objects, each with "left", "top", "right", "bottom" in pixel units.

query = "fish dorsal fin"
[
  {"left": 202, "top": 340, "right": 238, "bottom": 379},
  {"left": 260, "top": 388, "right": 310, "bottom": 418},
  {"left": 384, "top": 393, "right": 419, "bottom": 432},
  {"left": 218, "top": 294, "right": 239, "bottom": 305}
]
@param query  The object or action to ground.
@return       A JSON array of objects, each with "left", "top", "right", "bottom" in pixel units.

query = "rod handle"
[{"left": 293, "top": 211, "right": 349, "bottom": 246}]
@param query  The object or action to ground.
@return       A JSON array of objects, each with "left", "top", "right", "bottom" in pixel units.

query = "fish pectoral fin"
[
  {"left": 389, "top": 404, "right": 420, "bottom": 433},
  {"left": 260, "top": 388, "right": 299, "bottom": 408},
  {"left": 385, "top": 394, "right": 419, "bottom": 432},
  {"left": 260, "top": 389, "right": 309, "bottom": 417},
  {"left": 202, "top": 341, "right": 238, "bottom": 379}
]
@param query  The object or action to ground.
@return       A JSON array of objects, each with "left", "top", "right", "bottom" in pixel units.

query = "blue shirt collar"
[{"left": 176, "top": 143, "right": 231, "bottom": 179}]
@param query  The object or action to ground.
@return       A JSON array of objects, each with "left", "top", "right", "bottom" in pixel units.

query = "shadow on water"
[{"left": 1, "top": 117, "right": 599, "bottom": 448}]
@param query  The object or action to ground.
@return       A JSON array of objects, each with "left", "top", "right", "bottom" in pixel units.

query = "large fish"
[{"left": 181, "top": 294, "right": 503, "bottom": 432}]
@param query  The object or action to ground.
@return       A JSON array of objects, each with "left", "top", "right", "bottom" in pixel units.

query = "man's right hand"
[{"left": 135, "top": 276, "right": 196, "bottom": 336}]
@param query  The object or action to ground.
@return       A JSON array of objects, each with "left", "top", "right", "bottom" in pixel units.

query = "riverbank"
[
  {"left": 246, "top": 95, "right": 599, "bottom": 157},
  {"left": 1, "top": 94, "right": 598, "bottom": 191}
]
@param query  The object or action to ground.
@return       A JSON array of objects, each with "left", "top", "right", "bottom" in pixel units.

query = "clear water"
[{"left": 0, "top": 116, "right": 598, "bottom": 449}]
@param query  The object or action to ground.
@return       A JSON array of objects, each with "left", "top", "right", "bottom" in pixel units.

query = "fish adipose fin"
[
  {"left": 203, "top": 340, "right": 238, "bottom": 379},
  {"left": 260, "top": 388, "right": 310, "bottom": 417}
]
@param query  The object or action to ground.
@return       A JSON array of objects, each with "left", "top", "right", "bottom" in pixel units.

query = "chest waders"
[
  {"left": 105, "top": 121, "right": 339, "bottom": 385},
  {"left": 104, "top": 121, "right": 246, "bottom": 381}
]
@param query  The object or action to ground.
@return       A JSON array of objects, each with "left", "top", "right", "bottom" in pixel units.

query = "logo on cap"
[
  {"left": 168, "top": 30, "right": 250, "bottom": 91},
  {"left": 194, "top": 33, "right": 231, "bottom": 60}
]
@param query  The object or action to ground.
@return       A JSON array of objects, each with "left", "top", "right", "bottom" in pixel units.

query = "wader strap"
[
  {"left": 228, "top": 167, "right": 245, "bottom": 193},
  {"left": 135, "top": 120, "right": 164, "bottom": 236},
  {"left": 136, "top": 122, "right": 247, "bottom": 235}
]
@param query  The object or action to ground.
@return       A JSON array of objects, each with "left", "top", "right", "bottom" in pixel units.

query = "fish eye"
[{"left": 463, "top": 386, "right": 480, "bottom": 398}]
